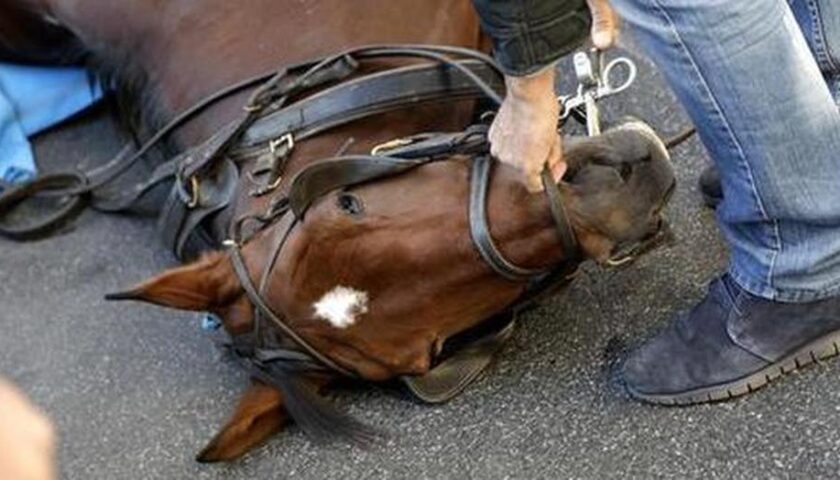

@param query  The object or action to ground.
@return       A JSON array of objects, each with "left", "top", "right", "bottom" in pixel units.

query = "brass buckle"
[
  {"left": 186, "top": 176, "right": 200, "bottom": 209},
  {"left": 244, "top": 133, "right": 294, "bottom": 197},
  {"left": 270, "top": 133, "right": 294, "bottom": 155},
  {"left": 370, "top": 136, "right": 416, "bottom": 156}
]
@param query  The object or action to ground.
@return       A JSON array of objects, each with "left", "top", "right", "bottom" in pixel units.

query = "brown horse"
[{"left": 2, "top": 0, "right": 675, "bottom": 462}]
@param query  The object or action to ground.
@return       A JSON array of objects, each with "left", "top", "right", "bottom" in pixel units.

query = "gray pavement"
[{"left": 2, "top": 48, "right": 840, "bottom": 479}]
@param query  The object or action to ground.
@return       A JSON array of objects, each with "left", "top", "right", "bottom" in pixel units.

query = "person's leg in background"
[
  {"left": 609, "top": 0, "right": 840, "bottom": 403},
  {"left": 699, "top": 0, "right": 840, "bottom": 207},
  {"left": 790, "top": 0, "right": 840, "bottom": 104}
]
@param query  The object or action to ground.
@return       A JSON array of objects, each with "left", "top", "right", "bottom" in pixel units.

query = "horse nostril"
[
  {"left": 337, "top": 192, "right": 364, "bottom": 216},
  {"left": 619, "top": 163, "right": 633, "bottom": 181}
]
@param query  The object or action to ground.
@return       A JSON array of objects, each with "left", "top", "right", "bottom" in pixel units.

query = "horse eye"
[{"left": 337, "top": 193, "right": 364, "bottom": 216}]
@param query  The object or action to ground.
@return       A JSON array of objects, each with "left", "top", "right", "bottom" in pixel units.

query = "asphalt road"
[{"left": 2, "top": 46, "right": 840, "bottom": 480}]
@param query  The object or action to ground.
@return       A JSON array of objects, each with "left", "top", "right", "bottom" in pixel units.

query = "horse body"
[
  {"left": 2, "top": 0, "right": 676, "bottom": 462},
  {"left": 41, "top": 0, "right": 481, "bottom": 146}
]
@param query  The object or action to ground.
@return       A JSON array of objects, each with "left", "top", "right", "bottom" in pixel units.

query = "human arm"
[
  {"left": 0, "top": 378, "right": 56, "bottom": 480},
  {"left": 472, "top": 0, "right": 619, "bottom": 191}
]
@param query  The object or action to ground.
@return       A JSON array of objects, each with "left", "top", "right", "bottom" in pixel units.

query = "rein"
[{"left": 0, "top": 44, "right": 502, "bottom": 241}]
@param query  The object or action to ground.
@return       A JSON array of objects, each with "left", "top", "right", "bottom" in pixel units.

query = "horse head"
[{"left": 114, "top": 119, "right": 675, "bottom": 460}]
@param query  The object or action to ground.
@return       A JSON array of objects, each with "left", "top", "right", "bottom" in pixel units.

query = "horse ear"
[
  {"left": 196, "top": 381, "right": 287, "bottom": 463},
  {"left": 105, "top": 251, "right": 241, "bottom": 311}
]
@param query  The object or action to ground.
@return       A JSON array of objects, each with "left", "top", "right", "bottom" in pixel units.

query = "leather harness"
[{"left": 2, "top": 45, "right": 583, "bottom": 416}]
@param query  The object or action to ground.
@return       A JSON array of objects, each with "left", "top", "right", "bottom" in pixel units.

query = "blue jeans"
[{"left": 611, "top": 0, "right": 840, "bottom": 302}]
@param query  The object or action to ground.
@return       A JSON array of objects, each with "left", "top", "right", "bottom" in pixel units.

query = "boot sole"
[{"left": 626, "top": 330, "right": 840, "bottom": 405}]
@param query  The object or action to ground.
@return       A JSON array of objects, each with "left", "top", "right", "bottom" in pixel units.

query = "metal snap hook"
[{"left": 558, "top": 53, "right": 638, "bottom": 121}]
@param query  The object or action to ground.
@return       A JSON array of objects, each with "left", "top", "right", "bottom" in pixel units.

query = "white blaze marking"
[{"left": 312, "top": 286, "right": 369, "bottom": 329}]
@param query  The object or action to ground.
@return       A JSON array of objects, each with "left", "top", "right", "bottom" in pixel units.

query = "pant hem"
[{"left": 728, "top": 265, "right": 840, "bottom": 303}]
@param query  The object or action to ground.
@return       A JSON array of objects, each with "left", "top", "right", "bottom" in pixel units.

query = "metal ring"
[{"left": 602, "top": 57, "right": 637, "bottom": 96}]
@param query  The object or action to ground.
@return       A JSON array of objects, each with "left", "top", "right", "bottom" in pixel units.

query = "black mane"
[
  {"left": 83, "top": 44, "right": 169, "bottom": 146},
  {"left": 0, "top": 2, "right": 171, "bottom": 153}
]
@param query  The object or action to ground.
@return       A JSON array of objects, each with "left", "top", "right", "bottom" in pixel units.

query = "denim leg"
[
  {"left": 789, "top": 0, "right": 840, "bottom": 102},
  {"left": 611, "top": 0, "right": 840, "bottom": 301}
]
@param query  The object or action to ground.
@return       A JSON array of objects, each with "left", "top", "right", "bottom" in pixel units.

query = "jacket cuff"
[{"left": 478, "top": 2, "right": 592, "bottom": 76}]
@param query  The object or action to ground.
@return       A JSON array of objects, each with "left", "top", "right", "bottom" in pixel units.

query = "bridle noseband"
[{"left": 469, "top": 154, "right": 579, "bottom": 282}]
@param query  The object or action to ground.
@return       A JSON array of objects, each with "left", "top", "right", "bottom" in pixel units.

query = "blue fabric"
[
  {"left": 612, "top": 0, "right": 840, "bottom": 302},
  {"left": 0, "top": 64, "right": 102, "bottom": 187}
]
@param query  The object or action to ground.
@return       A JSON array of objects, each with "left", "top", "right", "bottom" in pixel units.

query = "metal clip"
[
  {"left": 573, "top": 50, "right": 600, "bottom": 89},
  {"left": 558, "top": 51, "right": 638, "bottom": 128}
]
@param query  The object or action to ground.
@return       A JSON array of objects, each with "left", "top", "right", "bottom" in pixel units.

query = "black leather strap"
[
  {"left": 468, "top": 155, "right": 549, "bottom": 281},
  {"left": 401, "top": 316, "right": 516, "bottom": 403},
  {"left": 285, "top": 126, "right": 493, "bottom": 220},
  {"left": 158, "top": 155, "right": 239, "bottom": 260},
  {"left": 228, "top": 242, "right": 357, "bottom": 378},
  {"left": 237, "top": 60, "right": 503, "bottom": 151},
  {"left": 288, "top": 155, "right": 437, "bottom": 218},
  {"left": 541, "top": 168, "right": 579, "bottom": 261},
  {"left": 0, "top": 172, "right": 88, "bottom": 240}
]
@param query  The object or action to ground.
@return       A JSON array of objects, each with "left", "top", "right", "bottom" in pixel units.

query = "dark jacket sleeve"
[{"left": 472, "top": 0, "right": 592, "bottom": 76}]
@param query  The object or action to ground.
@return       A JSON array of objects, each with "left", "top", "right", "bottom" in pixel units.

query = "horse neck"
[{"left": 46, "top": 0, "right": 484, "bottom": 146}]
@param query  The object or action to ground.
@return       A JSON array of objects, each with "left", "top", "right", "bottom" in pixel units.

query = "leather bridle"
[
  {"left": 222, "top": 128, "right": 582, "bottom": 389},
  {"left": 203, "top": 47, "right": 584, "bottom": 416},
  {"left": 5, "top": 45, "right": 585, "bottom": 433}
]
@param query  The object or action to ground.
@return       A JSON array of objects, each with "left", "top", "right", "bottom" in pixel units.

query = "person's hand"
[
  {"left": 487, "top": 0, "right": 619, "bottom": 192},
  {"left": 0, "top": 379, "right": 55, "bottom": 480},
  {"left": 588, "top": 0, "right": 619, "bottom": 49},
  {"left": 489, "top": 68, "right": 563, "bottom": 192}
]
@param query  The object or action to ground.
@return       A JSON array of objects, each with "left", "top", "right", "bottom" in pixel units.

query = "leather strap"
[
  {"left": 159, "top": 156, "right": 239, "bottom": 260},
  {"left": 401, "top": 316, "right": 516, "bottom": 403},
  {"left": 237, "top": 60, "right": 502, "bottom": 151},
  {"left": 228, "top": 242, "right": 357, "bottom": 378},
  {"left": 288, "top": 155, "right": 438, "bottom": 218},
  {"left": 468, "top": 155, "right": 549, "bottom": 281},
  {"left": 285, "top": 126, "right": 492, "bottom": 220},
  {"left": 541, "top": 168, "right": 578, "bottom": 262},
  {"left": 0, "top": 172, "right": 88, "bottom": 240}
]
